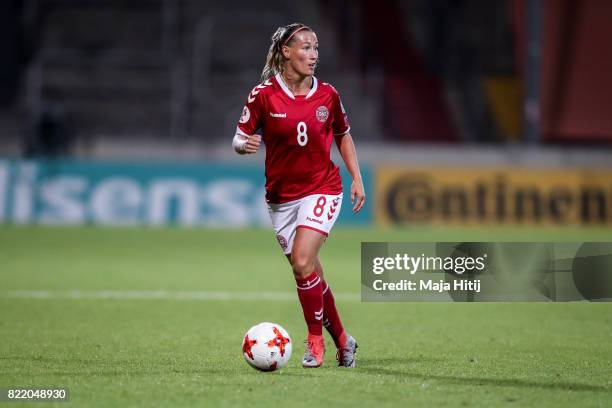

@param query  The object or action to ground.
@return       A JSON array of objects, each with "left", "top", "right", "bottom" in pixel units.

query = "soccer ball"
[{"left": 242, "top": 322, "right": 292, "bottom": 371}]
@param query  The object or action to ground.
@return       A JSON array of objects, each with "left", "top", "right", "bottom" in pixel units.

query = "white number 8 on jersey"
[{"left": 297, "top": 121, "right": 308, "bottom": 146}]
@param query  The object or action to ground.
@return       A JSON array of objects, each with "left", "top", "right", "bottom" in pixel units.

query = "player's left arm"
[{"left": 335, "top": 133, "right": 365, "bottom": 213}]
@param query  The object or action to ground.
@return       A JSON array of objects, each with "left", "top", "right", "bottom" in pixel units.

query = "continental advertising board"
[
  {"left": 0, "top": 159, "right": 371, "bottom": 226},
  {"left": 376, "top": 167, "right": 612, "bottom": 226}
]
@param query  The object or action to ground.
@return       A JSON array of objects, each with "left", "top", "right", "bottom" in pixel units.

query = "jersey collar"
[{"left": 275, "top": 73, "right": 318, "bottom": 99}]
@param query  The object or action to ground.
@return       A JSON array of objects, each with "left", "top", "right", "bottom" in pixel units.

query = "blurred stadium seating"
[{"left": 1, "top": 0, "right": 611, "bottom": 154}]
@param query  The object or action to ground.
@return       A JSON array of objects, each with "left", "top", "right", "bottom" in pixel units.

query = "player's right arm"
[
  {"left": 233, "top": 83, "right": 267, "bottom": 155},
  {"left": 233, "top": 133, "right": 261, "bottom": 155}
]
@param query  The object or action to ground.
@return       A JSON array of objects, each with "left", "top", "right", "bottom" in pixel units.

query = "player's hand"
[
  {"left": 244, "top": 134, "right": 262, "bottom": 154},
  {"left": 351, "top": 177, "right": 366, "bottom": 213}
]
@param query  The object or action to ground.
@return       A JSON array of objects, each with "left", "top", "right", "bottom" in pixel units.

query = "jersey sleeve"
[
  {"left": 236, "top": 85, "right": 265, "bottom": 136},
  {"left": 331, "top": 89, "right": 350, "bottom": 136}
]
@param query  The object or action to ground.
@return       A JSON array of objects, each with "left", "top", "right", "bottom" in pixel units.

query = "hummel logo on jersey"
[
  {"left": 269, "top": 112, "right": 287, "bottom": 118},
  {"left": 314, "top": 308, "right": 323, "bottom": 321},
  {"left": 306, "top": 216, "right": 323, "bottom": 225}
]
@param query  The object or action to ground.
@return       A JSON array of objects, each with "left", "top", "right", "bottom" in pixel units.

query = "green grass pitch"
[{"left": 1, "top": 226, "right": 611, "bottom": 407}]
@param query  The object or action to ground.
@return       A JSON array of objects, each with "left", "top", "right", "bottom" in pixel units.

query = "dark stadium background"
[
  {"left": 1, "top": 0, "right": 612, "bottom": 227},
  {"left": 0, "top": 1, "right": 610, "bottom": 406}
]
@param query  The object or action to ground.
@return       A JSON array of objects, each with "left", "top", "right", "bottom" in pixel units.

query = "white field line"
[{"left": 0, "top": 290, "right": 360, "bottom": 302}]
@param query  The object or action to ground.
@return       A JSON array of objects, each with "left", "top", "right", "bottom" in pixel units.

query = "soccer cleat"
[
  {"left": 302, "top": 334, "right": 325, "bottom": 368},
  {"left": 336, "top": 335, "right": 358, "bottom": 368}
]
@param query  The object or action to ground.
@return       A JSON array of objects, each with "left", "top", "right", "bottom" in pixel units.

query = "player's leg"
[
  {"left": 314, "top": 259, "right": 345, "bottom": 346},
  {"left": 275, "top": 193, "right": 355, "bottom": 368},
  {"left": 287, "top": 255, "right": 347, "bottom": 350},
  {"left": 268, "top": 198, "right": 326, "bottom": 367},
  {"left": 287, "top": 254, "right": 357, "bottom": 368},
  {"left": 291, "top": 227, "right": 326, "bottom": 367},
  {"left": 293, "top": 192, "right": 358, "bottom": 368},
  {"left": 314, "top": 257, "right": 358, "bottom": 368}
]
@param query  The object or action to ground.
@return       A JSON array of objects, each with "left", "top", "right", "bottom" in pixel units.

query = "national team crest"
[
  {"left": 276, "top": 235, "right": 288, "bottom": 251},
  {"left": 239, "top": 106, "right": 250, "bottom": 124},
  {"left": 315, "top": 106, "right": 329, "bottom": 123}
]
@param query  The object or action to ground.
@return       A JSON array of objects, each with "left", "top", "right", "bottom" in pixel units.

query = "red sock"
[
  {"left": 314, "top": 261, "right": 347, "bottom": 347},
  {"left": 295, "top": 271, "right": 323, "bottom": 336},
  {"left": 321, "top": 279, "right": 347, "bottom": 348}
]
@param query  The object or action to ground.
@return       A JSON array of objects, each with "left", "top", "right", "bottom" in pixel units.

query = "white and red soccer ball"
[{"left": 242, "top": 322, "right": 292, "bottom": 371}]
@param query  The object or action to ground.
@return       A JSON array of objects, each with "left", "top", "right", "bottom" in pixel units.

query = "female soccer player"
[{"left": 233, "top": 23, "right": 366, "bottom": 368}]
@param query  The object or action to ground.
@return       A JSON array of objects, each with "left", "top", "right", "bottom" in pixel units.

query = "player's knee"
[{"left": 291, "top": 253, "right": 314, "bottom": 279}]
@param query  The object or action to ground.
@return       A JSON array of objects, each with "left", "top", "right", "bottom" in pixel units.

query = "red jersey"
[{"left": 236, "top": 74, "right": 350, "bottom": 204}]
